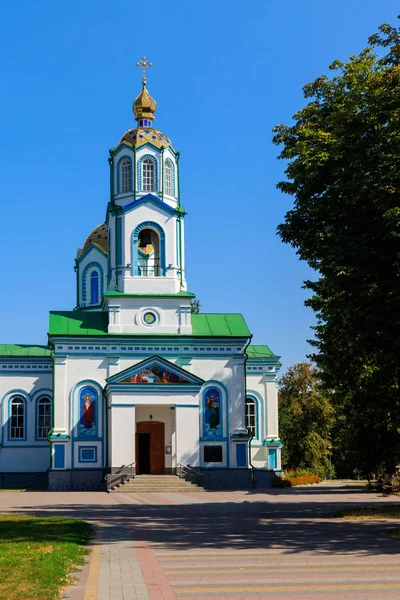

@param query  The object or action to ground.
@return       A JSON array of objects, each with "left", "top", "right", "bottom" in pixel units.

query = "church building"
[{"left": 0, "top": 61, "right": 282, "bottom": 490}]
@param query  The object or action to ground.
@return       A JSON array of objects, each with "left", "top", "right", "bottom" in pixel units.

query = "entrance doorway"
[{"left": 136, "top": 421, "right": 165, "bottom": 474}]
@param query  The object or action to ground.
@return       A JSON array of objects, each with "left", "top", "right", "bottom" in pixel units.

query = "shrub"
[
  {"left": 287, "top": 474, "right": 322, "bottom": 486},
  {"left": 271, "top": 470, "right": 322, "bottom": 488}
]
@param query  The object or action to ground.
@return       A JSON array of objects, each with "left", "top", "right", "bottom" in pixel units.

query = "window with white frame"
[
  {"left": 164, "top": 160, "right": 172, "bottom": 196},
  {"left": 10, "top": 397, "right": 25, "bottom": 439},
  {"left": 37, "top": 397, "right": 52, "bottom": 439},
  {"left": 245, "top": 397, "right": 256, "bottom": 437},
  {"left": 142, "top": 158, "right": 155, "bottom": 192},
  {"left": 120, "top": 158, "right": 131, "bottom": 194}
]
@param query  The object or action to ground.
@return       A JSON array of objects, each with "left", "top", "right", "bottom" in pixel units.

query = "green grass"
[
  {"left": 0, "top": 514, "right": 92, "bottom": 600},
  {"left": 336, "top": 504, "right": 400, "bottom": 519}
]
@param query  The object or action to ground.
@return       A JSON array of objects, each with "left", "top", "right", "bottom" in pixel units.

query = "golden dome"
[
  {"left": 79, "top": 223, "right": 108, "bottom": 256},
  {"left": 133, "top": 84, "right": 156, "bottom": 122},
  {"left": 119, "top": 126, "right": 174, "bottom": 151}
]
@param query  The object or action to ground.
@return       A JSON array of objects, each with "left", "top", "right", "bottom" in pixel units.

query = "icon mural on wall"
[
  {"left": 79, "top": 387, "right": 97, "bottom": 436},
  {"left": 120, "top": 363, "right": 189, "bottom": 384},
  {"left": 204, "top": 388, "right": 222, "bottom": 437}
]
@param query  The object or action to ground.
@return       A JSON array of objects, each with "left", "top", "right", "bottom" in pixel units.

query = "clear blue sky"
[{"left": 0, "top": 1, "right": 398, "bottom": 370}]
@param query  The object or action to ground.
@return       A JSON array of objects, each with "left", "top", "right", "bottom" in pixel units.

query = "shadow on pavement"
[{"left": 4, "top": 488, "right": 400, "bottom": 556}]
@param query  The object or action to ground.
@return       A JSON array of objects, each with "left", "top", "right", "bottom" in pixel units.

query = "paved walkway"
[{"left": 1, "top": 483, "right": 400, "bottom": 599}]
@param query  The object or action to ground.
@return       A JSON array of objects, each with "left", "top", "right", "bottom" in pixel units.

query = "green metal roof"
[
  {"left": 191, "top": 314, "right": 250, "bottom": 337},
  {"left": 0, "top": 344, "right": 52, "bottom": 357},
  {"left": 49, "top": 311, "right": 251, "bottom": 338},
  {"left": 49, "top": 312, "right": 108, "bottom": 336},
  {"left": 103, "top": 291, "right": 196, "bottom": 298},
  {"left": 247, "top": 345, "right": 280, "bottom": 359}
]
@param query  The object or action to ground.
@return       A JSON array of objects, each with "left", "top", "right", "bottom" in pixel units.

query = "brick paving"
[{"left": 0, "top": 483, "right": 400, "bottom": 598}]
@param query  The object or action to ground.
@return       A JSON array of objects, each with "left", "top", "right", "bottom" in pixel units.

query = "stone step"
[
  {"left": 118, "top": 482, "right": 200, "bottom": 488},
  {"left": 112, "top": 487, "right": 204, "bottom": 492},
  {"left": 109, "top": 474, "right": 204, "bottom": 492}
]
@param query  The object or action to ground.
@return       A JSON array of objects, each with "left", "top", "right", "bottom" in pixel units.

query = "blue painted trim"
[
  {"left": 268, "top": 448, "right": 278, "bottom": 469},
  {"left": 175, "top": 404, "right": 198, "bottom": 408},
  {"left": 71, "top": 379, "right": 105, "bottom": 469},
  {"left": 112, "top": 140, "right": 179, "bottom": 158},
  {"left": 107, "top": 228, "right": 112, "bottom": 283},
  {"left": 7, "top": 395, "right": 27, "bottom": 442},
  {"left": 78, "top": 445, "right": 98, "bottom": 463},
  {"left": 107, "top": 354, "right": 204, "bottom": 385},
  {"left": 245, "top": 391, "right": 264, "bottom": 442},
  {"left": 117, "top": 155, "right": 132, "bottom": 195},
  {"left": 34, "top": 392, "right": 52, "bottom": 442},
  {"left": 132, "top": 221, "right": 166, "bottom": 277},
  {"left": 116, "top": 216, "right": 123, "bottom": 267},
  {"left": 110, "top": 403, "right": 136, "bottom": 407},
  {"left": 82, "top": 262, "right": 104, "bottom": 305},
  {"left": 200, "top": 436, "right": 228, "bottom": 441},
  {"left": 200, "top": 381, "right": 230, "bottom": 467},
  {"left": 54, "top": 444, "right": 65, "bottom": 469},
  {"left": 236, "top": 443, "right": 247, "bottom": 468},
  {"left": 138, "top": 154, "right": 158, "bottom": 193},
  {"left": 164, "top": 158, "right": 176, "bottom": 197},
  {"left": 76, "top": 243, "right": 107, "bottom": 265},
  {"left": 123, "top": 194, "right": 179, "bottom": 217}
]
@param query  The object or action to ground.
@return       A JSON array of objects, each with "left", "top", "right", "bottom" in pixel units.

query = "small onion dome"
[
  {"left": 79, "top": 223, "right": 108, "bottom": 257},
  {"left": 119, "top": 126, "right": 174, "bottom": 151},
  {"left": 133, "top": 84, "right": 156, "bottom": 122}
]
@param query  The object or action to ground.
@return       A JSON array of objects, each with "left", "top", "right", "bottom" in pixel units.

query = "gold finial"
[{"left": 136, "top": 55, "right": 152, "bottom": 86}]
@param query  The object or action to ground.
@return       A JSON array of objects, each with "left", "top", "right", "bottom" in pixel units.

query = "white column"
[
  {"left": 231, "top": 360, "right": 246, "bottom": 432},
  {"left": 175, "top": 406, "right": 199, "bottom": 467},
  {"left": 265, "top": 380, "right": 279, "bottom": 438},
  {"left": 53, "top": 357, "right": 67, "bottom": 433},
  {"left": 110, "top": 405, "right": 136, "bottom": 469}
]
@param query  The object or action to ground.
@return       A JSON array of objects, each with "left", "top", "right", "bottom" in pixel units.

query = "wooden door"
[{"left": 136, "top": 421, "right": 165, "bottom": 474}]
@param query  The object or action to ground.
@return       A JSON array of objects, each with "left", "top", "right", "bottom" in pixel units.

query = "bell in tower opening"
[{"left": 138, "top": 228, "right": 160, "bottom": 277}]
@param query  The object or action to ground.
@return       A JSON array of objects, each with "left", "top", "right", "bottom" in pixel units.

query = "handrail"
[
  {"left": 105, "top": 462, "right": 136, "bottom": 491},
  {"left": 177, "top": 463, "right": 205, "bottom": 487}
]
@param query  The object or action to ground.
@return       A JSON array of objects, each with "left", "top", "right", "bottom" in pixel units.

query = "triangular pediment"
[
  {"left": 106, "top": 355, "right": 204, "bottom": 386},
  {"left": 123, "top": 194, "right": 177, "bottom": 217}
]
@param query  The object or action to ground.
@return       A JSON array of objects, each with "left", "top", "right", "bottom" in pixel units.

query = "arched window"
[
  {"left": 120, "top": 158, "right": 131, "bottom": 194},
  {"left": 90, "top": 271, "right": 99, "bottom": 304},
  {"left": 164, "top": 160, "right": 173, "bottom": 196},
  {"left": 204, "top": 387, "right": 222, "bottom": 438},
  {"left": 82, "top": 262, "right": 104, "bottom": 305},
  {"left": 142, "top": 158, "right": 155, "bottom": 192},
  {"left": 245, "top": 398, "right": 256, "bottom": 437},
  {"left": 133, "top": 221, "right": 166, "bottom": 277},
  {"left": 137, "top": 228, "right": 161, "bottom": 277},
  {"left": 37, "top": 398, "right": 52, "bottom": 440},
  {"left": 10, "top": 397, "right": 25, "bottom": 439}
]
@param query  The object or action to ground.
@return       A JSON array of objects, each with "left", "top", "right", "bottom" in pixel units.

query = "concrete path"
[{"left": 1, "top": 482, "right": 400, "bottom": 599}]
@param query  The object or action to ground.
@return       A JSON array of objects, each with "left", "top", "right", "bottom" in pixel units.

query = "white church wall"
[
  {"left": 53, "top": 356, "right": 108, "bottom": 470},
  {"left": 111, "top": 405, "right": 135, "bottom": 468},
  {"left": 0, "top": 370, "right": 52, "bottom": 472},
  {"left": 175, "top": 405, "right": 199, "bottom": 467},
  {"left": 106, "top": 297, "right": 192, "bottom": 335},
  {"left": 246, "top": 371, "right": 281, "bottom": 470}
]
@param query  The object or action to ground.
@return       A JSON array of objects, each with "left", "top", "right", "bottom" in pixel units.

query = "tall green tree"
[
  {"left": 279, "top": 362, "right": 334, "bottom": 477},
  {"left": 273, "top": 22, "right": 400, "bottom": 474}
]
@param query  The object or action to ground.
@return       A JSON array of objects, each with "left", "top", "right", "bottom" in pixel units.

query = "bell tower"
[{"left": 103, "top": 57, "right": 193, "bottom": 335}]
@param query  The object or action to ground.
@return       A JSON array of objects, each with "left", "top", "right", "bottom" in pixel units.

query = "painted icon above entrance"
[
  {"left": 105, "top": 355, "right": 206, "bottom": 391},
  {"left": 120, "top": 363, "right": 188, "bottom": 384}
]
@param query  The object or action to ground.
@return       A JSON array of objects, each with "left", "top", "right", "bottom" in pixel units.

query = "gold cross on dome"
[{"left": 136, "top": 55, "right": 152, "bottom": 86}]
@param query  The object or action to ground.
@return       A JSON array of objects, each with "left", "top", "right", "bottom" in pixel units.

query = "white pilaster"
[{"left": 175, "top": 406, "right": 199, "bottom": 467}]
